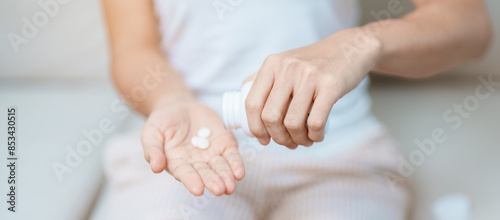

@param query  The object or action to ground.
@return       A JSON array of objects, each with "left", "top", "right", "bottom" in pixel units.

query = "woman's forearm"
[
  {"left": 364, "top": 0, "right": 492, "bottom": 78},
  {"left": 111, "top": 51, "right": 196, "bottom": 116},
  {"left": 102, "top": 0, "right": 195, "bottom": 116}
]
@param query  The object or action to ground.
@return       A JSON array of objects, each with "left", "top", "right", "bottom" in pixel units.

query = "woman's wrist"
[
  {"left": 148, "top": 93, "right": 197, "bottom": 114},
  {"left": 317, "top": 27, "right": 383, "bottom": 84},
  {"left": 337, "top": 27, "right": 384, "bottom": 70}
]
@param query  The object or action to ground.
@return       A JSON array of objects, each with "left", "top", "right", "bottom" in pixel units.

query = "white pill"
[
  {"left": 198, "top": 128, "right": 211, "bottom": 138},
  {"left": 196, "top": 137, "right": 210, "bottom": 149},
  {"left": 191, "top": 136, "right": 202, "bottom": 147},
  {"left": 191, "top": 136, "right": 210, "bottom": 149}
]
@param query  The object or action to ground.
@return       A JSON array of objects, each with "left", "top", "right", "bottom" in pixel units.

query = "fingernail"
[
  {"left": 264, "top": 136, "right": 271, "bottom": 144},
  {"left": 257, "top": 137, "right": 269, "bottom": 145},
  {"left": 149, "top": 155, "right": 155, "bottom": 165}
]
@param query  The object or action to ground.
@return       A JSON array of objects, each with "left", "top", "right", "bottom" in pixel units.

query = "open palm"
[{"left": 141, "top": 101, "right": 245, "bottom": 196}]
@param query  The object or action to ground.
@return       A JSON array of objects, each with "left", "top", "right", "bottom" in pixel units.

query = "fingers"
[
  {"left": 168, "top": 159, "right": 204, "bottom": 196},
  {"left": 247, "top": 54, "right": 339, "bottom": 148},
  {"left": 141, "top": 125, "right": 167, "bottom": 173},
  {"left": 261, "top": 79, "right": 297, "bottom": 148},
  {"left": 222, "top": 146, "right": 245, "bottom": 181},
  {"left": 245, "top": 58, "right": 275, "bottom": 145},
  {"left": 192, "top": 162, "right": 226, "bottom": 196},
  {"left": 284, "top": 83, "right": 314, "bottom": 147},
  {"left": 208, "top": 156, "right": 236, "bottom": 195},
  {"left": 307, "top": 90, "right": 336, "bottom": 142}
]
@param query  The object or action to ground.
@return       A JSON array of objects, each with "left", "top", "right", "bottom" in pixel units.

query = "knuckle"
[
  {"left": 284, "top": 116, "right": 302, "bottom": 131},
  {"left": 283, "top": 56, "right": 300, "bottom": 66},
  {"left": 302, "top": 69, "right": 314, "bottom": 79},
  {"left": 307, "top": 118, "right": 325, "bottom": 132},
  {"left": 261, "top": 110, "right": 281, "bottom": 125},
  {"left": 245, "top": 97, "right": 260, "bottom": 112},
  {"left": 322, "top": 75, "right": 342, "bottom": 92},
  {"left": 265, "top": 54, "right": 280, "bottom": 64},
  {"left": 303, "top": 64, "right": 318, "bottom": 74},
  {"left": 303, "top": 66, "right": 320, "bottom": 79},
  {"left": 320, "top": 73, "right": 334, "bottom": 84}
]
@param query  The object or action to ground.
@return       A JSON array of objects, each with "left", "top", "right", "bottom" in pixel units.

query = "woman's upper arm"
[
  {"left": 410, "top": 0, "right": 492, "bottom": 57},
  {"left": 101, "top": 0, "right": 161, "bottom": 58}
]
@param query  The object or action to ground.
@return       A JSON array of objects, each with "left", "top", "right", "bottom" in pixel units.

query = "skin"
[
  {"left": 102, "top": 0, "right": 492, "bottom": 196},
  {"left": 102, "top": 0, "right": 244, "bottom": 197},
  {"left": 244, "top": 0, "right": 492, "bottom": 148}
]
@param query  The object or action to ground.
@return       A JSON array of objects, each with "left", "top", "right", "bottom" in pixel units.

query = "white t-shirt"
[{"left": 154, "top": 0, "right": 383, "bottom": 157}]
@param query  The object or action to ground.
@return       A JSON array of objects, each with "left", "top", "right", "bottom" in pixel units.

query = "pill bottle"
[
  {"left": 222, "top": 82, "right": 329, "bottom": 137},
  {"left": 222, "top": 82, "right": 254, "bottom": 137}
]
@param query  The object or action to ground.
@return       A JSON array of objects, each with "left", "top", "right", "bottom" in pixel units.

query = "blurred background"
[{"left": 0, "top": 0, "right": 499, "bottom": 219}]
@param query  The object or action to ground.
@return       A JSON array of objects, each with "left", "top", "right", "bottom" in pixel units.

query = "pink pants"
[{"left": 102, "top": 129, "right": 410, "bottom": 220}]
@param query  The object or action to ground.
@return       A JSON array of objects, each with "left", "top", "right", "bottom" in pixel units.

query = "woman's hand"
[
  {"left": 244, "top": 29, "right": 382, "bottom": 149},
  {"left": 141, "top": 100, "right": 245, "bottom": 196}
]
